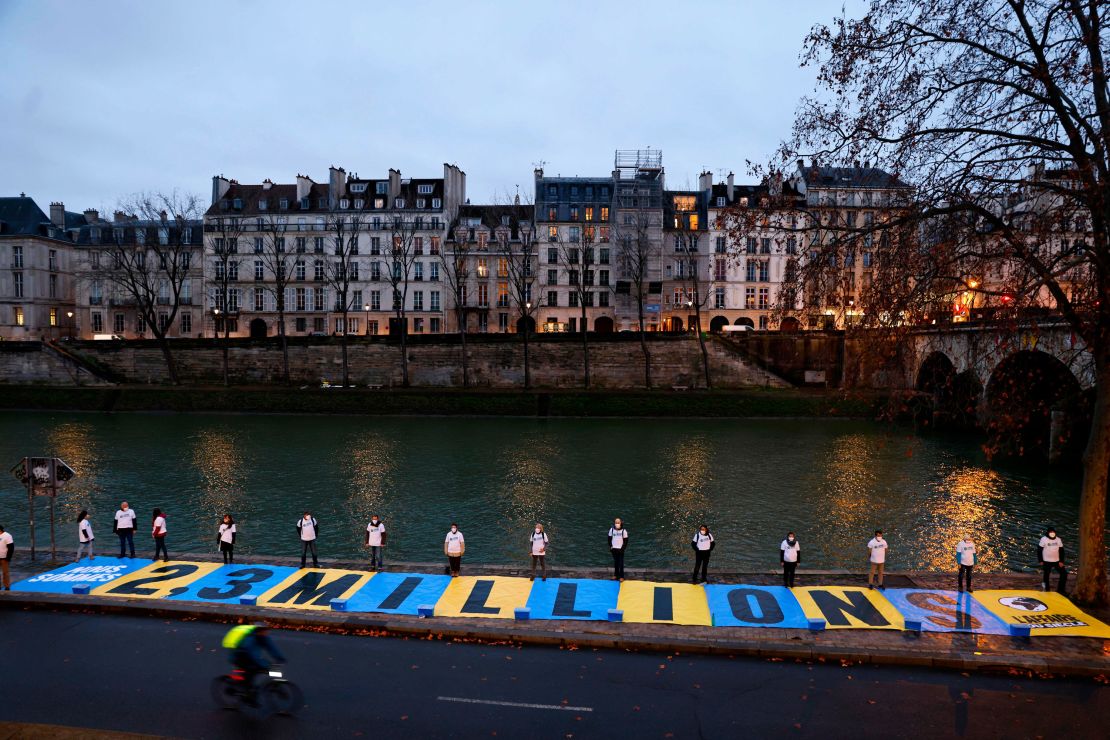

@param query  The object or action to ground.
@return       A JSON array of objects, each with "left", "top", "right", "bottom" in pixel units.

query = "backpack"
[{"left": 222, "top": 624, "right": 256, "bottom": 650}]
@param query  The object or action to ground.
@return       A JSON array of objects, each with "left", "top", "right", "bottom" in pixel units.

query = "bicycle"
[{"left": 211, "top": 665, "right": 304, "bottom": 717}]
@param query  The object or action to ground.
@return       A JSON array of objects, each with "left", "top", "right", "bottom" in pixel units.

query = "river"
[{"left": 0, "top": 411, "right": 1091, "bottom": 573}]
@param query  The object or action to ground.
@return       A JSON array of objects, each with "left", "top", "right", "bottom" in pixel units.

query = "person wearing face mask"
[
  {"left": 529, "top": 523, "right": 549, "bottom": 581},
  {"left": 955, "top": 533, "right": 977, "bottom": 592},
  {"left": 444, "top": 523, "right": 465, "bottom": 577},
  {"left": 867, "top": 529, "right": 888, "bottom": 590},
  {"left": 365, "top": 515, "right": 387, "bottom": 571},
  {"left": 1037, "top": 526, "right": 1066, "bottom": 594},
  {"left": 691, "top": 524, "right": 715, "bottom": 584},
  {"left": 296, "top": 512, "right": 319, "bottom": 568},
  {"left": 780, "top": 532, "right": 800, "bottom": 588},
  {"left": 608, "top": 518, "right": 629, "bottom": 581}
]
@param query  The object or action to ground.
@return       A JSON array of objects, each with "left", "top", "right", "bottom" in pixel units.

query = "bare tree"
[
  {"left": 384, "top": 215, "right": 419, "bottom": 387},
  {"left": 774, "top": 0, "right": 1110, "bottom": 603},
  {"left": 614, "top": 206, "right": 656, "bottom": 388},
  {"left": 255, "top": 215, "right": 299, "bottom": 384},
  {"left": 671, "top": 208, "right": 713, "bottom": 388},
  {"left": 88, "top": 191, "right": 203, "bottom": 384},
  {"left": 494, "top": 207, "right": 540, "bottom": 390},
  {"left": 206, "top": 214, "right": 245, "bottom": 386},
  {"left": 448, "top": 225, "right": 475, "bottom": 386},
  {"left": 324, "top": 210, "right": 367, "bottom": 387},
  {"left": 559, "top": 223, "right": 601, "bottom": 388}
]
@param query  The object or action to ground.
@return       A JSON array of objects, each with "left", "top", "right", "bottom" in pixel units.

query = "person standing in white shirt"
[
  {"left": 866, "top": 530, "right": 888, "bottom": 590},
  {"left": 1038, "top": 526, "right": 1067, "bottom": 594},
  {"left": 114, "top": 501, "right": 136, "bottom": 558},
  {"left": 151, "top": 509, "right": 168, "bottom": 562},
  {"left": 608, "top": 518, "right": 629, "bottom": 581},
  {"left": 76, "top": 510, "right": 95, "bottom": 562},
  {"left": 691, "top": 525, "right": 715, "bottom": 584},
  {"left": 780, "top": 532, "right": 801, "bottom": 588},
  {"left": 529, "top": 523, "right": 549, "bottom": 581},
  {"left": 0, "top": 525, "right": 13, "bottom": 591},
  {"left": 218, "top": 514, "right": 237, "bottom": 564},
  {"left": 365, "top": 515, "right": 386, "bottom": 571},
  {"left": 444, "top": 523, "right": 465, "bottom": 577},
  {"left": 955, "top": 534, "right": 977, "bottom": 592},
  {"left": 297, "top": 512, "right": 319, "bottom": 568}
]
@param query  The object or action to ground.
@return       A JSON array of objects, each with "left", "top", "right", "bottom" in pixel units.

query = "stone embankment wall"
[
  {"left": 0, "top": 342, "right": 113, "bottom": 386},
  {"left": 2, "top": 336, "right": 791, "bottom": 389}
]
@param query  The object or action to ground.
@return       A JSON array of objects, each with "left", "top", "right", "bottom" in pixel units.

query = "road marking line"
[{"left": 437, "top": 696, "right": 593, "bottom": 712}]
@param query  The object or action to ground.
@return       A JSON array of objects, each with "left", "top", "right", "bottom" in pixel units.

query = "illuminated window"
[
  {"left": 673, "top": 195, "right": 695, "bottom": 211},
  {"left": 497, "top": 258, "right": 508, "bottom": 277},
  {"left": 49, "top": 308, "right": 58, "bottom": 326},
  {"left": 548, "top": 226, "right": 558, "bottom": 241},
  {"left": 585, "top": 207, "right": 594, "bottom": 222},
  {"left": 477, "top": 259, "right": 489, "bottom": 278},
  {"left": 689, "top": 214, "right": 699, "bottom": 230},
  {"left": 497, "top": 282, "right": 509, "bottom": 307},
  {"left": 601, "top": 207, "right": 609, "bottom": 221}
]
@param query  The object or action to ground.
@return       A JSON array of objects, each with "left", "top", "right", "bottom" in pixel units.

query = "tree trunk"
[
  {"left": 580, "top": 302, "right": 590, "bottom": 389},
  {"left": 1074, "top": 359, "right": 1110, "bottom": 606},
  {"left": 637, "top": 298, "right": 652, "bottom": 389},
  {"left": 340, "top": 311, "right": 350, "bottom": 388},
  {"left": 694, "top": 304, "right": 711, "bottom": 389},
  {"left": 458, "top": 313, "right": 470, "bottom": 387},
  {"left": 278, "top": 312, "right": 289, "bottom": 385},
  {"left": 399, "top": 314, "right": 409, "bottom": 388},
  {"left": 523, "top": 323, "right": 531, "bottom": 390},
  {"left": 157, "top": 335, "right": 179, "bottom": 385},
  {"left": 221, "top": 322, "right": 230, "bottom": 387}
]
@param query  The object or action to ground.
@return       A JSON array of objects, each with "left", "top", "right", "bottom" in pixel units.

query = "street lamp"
[
  {"left": 66, "top": 311, "right": 74, "bottom": 340},
  {"left": 364, "top": 303, "right": 370, "bottom": 335},
  {"left": 212, "top": 308, "right": 221, "bottom": 339}
]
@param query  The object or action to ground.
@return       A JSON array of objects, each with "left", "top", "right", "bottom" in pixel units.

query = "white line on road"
[{"left": 437, "top": 696, "right": 594, "bottom": 712}]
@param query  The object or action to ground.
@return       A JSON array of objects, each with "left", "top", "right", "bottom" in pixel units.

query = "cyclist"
[{"left": 222, "top": 622, "right": 286, "bottom": 699}]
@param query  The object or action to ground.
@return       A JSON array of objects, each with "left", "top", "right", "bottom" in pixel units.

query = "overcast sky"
[{"left": 0, "top": 0, "right": 862, "bottom": 212}]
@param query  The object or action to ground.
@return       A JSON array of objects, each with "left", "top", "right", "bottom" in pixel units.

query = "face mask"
[
  {"left": 788, "top": 537, "right": 795, "bottom": 543},
  {"left": 451, "top": 527, "right": 457, "bottom": 532},
  {"left": 372, "top": 519, "right": 378, "bottom": 523},
  {"left": 1048, "top": 532, "right": 1056, "bottom": 539},
  {"left": 535, "top": 527, "right": 541, "bottom": 533}
]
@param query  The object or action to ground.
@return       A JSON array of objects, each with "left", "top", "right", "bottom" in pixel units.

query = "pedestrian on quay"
[
  {"left": 297, "top": 512, "right": 319, "bottom": 568},
  {"left": 691, "top": 524, "right": 715, "bottom": 584},
  {"left": 0, "top": 524, "right": 13, "bottom": 591},
  {"left": 608, "top": 517, "right": 629, "bottom": 581},
  {"left": 444, "top": 523, "right": 465, "bottom": 577},
  {"left": 151, "top": 508, "right": 168, "bottom": 562},
  {"left": 76, "top": 510, "right": 95, "bottom": 562},
  {"left": 780, "top": 531, "right": 800, "bottom": 588},
  {"left": 365, "top": 515, "right": 386, "bottom": 571},
  {"left": 956, "top": 533, "right": 977, "bottom": 593},
  {"left": 218, "top": 514, "right": 237, "bottom": 564},
  {"left": 1038, "top": 526, "right": 1067, "bottom": 594},
  {"left": 114, "top": 501, "right": 136, "bottom": 558},
  {"left": 530, "top": 523, "right": 549, "bottom": 581},
  {"left": 867, "top": 529, "right": 888, "bottom": 590}
]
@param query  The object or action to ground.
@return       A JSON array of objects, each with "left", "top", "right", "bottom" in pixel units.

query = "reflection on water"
[{"left": 0, "top": 412, "right": 1092, "bottom": 571}]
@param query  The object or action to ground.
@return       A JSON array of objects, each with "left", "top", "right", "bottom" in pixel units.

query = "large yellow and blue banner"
[{"left": 13, "top": 559, "right": 1110, "bottom": 638}]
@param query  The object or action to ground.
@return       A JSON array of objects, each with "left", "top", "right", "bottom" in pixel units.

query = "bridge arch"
[{"left": 984, "top": 350, "right": 1087, "bottom": 459}]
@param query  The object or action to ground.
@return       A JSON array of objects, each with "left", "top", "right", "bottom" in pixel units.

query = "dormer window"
[
  {"left": 716, "top": 197, "right": 726, "bottom": 207},
  {"left": 374, "top": 198, "right": 384, "bottom": 209},
  {"left": 300, "top": 197, "right": 310, "bottom": 209},
  {"left": 376, "top": 182, "right": 388, "bottom": 194},
  {"left": 259, "top": 199, "right": 268, "bottom": 210},
  {"left": 432, "top": 198, "right": 442, "bottom": 209},
  {"left": 417, "top": 184, "right": 434, "bottom": 194},
  {"left": 354, "top": 199, "right": 364, "bottom": 209},
  {"left": 501, "top": 215, "right": 510, "bottom": 226},
  {"left": 350, "top": 183, "right": 367, "bottom": 193},
  {"left": 279, "top": 198, "right": 289, "bottom": 210},
  {"left": 395, "top": 198, "right": 405, "bottom": 208},
  {"left": 340, "top": 199, "right": 350, "bottom": 209},
  {"left": 416, "top": 199, "right": 426, "bottom": 209},
  {"left": 219, "top": 199, "right": 229, "bottom": 210},
  {"left": 233, "top": 198, "right": 242, "bottom": 210}
]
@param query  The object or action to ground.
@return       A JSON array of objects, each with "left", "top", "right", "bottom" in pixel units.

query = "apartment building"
[
  {"left": 202, "top": 164, "right": 465, "bottom": 338},
  {"left": 0, "top": 196, "right": 82, "bottom": 340}
]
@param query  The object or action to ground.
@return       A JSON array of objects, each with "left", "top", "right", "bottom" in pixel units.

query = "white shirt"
[
  {"left": 152, "top": 516, "right": 167, "bottom": 536},
  {"left": 1039, "top": 536, "right": 1063, "bottom": 562},
  {"left": 867, "top": 537, "right": 888, "bottom": 564},
  {"left": 530, "top": 531, "right": 548, "bottom": 555},
  {"left": 693, "top": 532, "right": 714, "bottom": 551},
  {"left": 445, "top": 530, "right": 465, "bottom": 555},
  {"left": 781, "top": 539, "right": 800, "bottom": 563},
  {"left": 0, "top": 531, "right": 12, "bottom": 558},
  {"left": 956, "top": 540, "right": 976, "bottom": 566},
  {"left": 366, "top": 521, "right": 385, "bottom": 546},
  {"left": 115, "top": 509, "right": 136, "bottom": 530},
  {"left": 609, "top": 527, "right": 628, "bottom": 549},
  {"left": 298, "top": 517, "right": 317, "bottom": 541},
  {"left": 79, "top": 520, "right": 94, "bottom": 543},
  {"left": 219, "top": 523, "right": 236, "bottom": 544}
]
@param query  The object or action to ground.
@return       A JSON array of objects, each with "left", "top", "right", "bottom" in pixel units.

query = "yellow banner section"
[
  {"left": 616, "top": 581, "right": 712, "bottom": 626},
  {"left": 793, "top": 587, "right": 904, "bottom": 630},
  {"left": 257, "top": 568, "right": 374, "bottom": 611},
  {"left": 973, "top": 590, "right": 1110, "bottom": 638},
  {"left": 434, "top": 576, "right": 532, "bottom": 619},
  {"left": 93, "top": 561, "right": 221, "bottom": 600}
]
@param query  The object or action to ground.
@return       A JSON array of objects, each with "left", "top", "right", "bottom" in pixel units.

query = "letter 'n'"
[{"left": 810, "top": 589, "right": 889, "bottom": 627}]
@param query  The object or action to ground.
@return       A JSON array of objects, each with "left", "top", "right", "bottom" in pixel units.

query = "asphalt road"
[{"left": 0, "top": 609, "right": 1107, "bottom": 739}]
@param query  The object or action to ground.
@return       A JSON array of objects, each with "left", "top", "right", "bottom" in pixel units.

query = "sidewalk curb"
[{"left": 2, "top": 592, "right": 1107, "bottom": 679}]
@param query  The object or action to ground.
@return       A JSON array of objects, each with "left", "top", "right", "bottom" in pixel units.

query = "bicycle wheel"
[
  {"left": 210, "top": 676, "right": 239, "bottom": 710},
  {"left": 262, "top": 680, "right": 304, "bottom": 716}
]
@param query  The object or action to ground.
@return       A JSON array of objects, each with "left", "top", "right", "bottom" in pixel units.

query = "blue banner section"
[
  {"left": 525, "top": 578, "right": 621, "bottom": 620},
  {"left": 704, "top": 585, "right": 809, "bottom": 628},
  {"left": 12, "top": 558, "right": 152, "bottom": 593},
  {"left": 165, "top": 564, "right": 298, "bottom": 603},
  {"left": 345, "top": 572, "right": 453, "bottom": 615},
  {"left": 882, "top": 588, "right": 1010, "bottom": 634}
]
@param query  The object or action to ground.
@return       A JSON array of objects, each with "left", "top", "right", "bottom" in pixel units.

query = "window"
[
  {"left": 759, "top": 261, "right": 769, "bottom": 282},
  {"left": 254, "top": 260, "right": 264, "bottom": 280},
  {"left": 761, "top": 238, "right": 771, "bottom": 254},
  {"left": 354, "top": 199, "right": 365, "bottom": 210},
  {"left": 547, "top": 290, "right": 558, "bottom": 306},
  {"left": 786, "top": 237, "right": 797, "bottom": 255},
  {"left": 430, "top": 291, "right": 440, "bottom": 311},
  {"left": 413, "top": 262, "right": 424, "bottom": 281},
  {"left": 863, "top": 252, "right": 873, "bottom": 268},
  {"left": 758, "top": 288, "right": 769, "bottom": 310},
  {"left": 313, "top": 317, "right": 325, "bottom": 332},
  {"left": 368, "top": 320, "right": 378, "bottom": 335},
  {"left": 90, "top": 311, "right": 101, "bottom": 332},
  {"left": 371, "top": 290, "right": 381, "bottom": 311},
  {"left": 715, "top": 237, "right": 726, "bottom": 253},
  {"left": 376, "top": 182, "right": 388, "bottom": 194},
  {"left": 477, "top": 284, "right": 489, "bottom": 308},
  {"left": 599, "top": 269, "right": 609, "bottom": 286},
  {"left": 497, "top": 258, "right": 508, "bottom": 278},
  {"left": 11, "top": 246, "right": 23, "bottom": 268},
  {"left": 746, "top": 237, "right": 756, "bottom": 254},
  {"left": 351, "top": 183, "right": 367, "bottom": 194},
  {"left": 745, "top": 287, "right": 756, "bottom": 309},
  {"left": 413, "top": 291, "right": 424, "bottom": 311},
  {"left": 599, "top": 292, "right": 609, "bottom": 307},
  {"left": 585, "top": 206, "right": 594, "bottom": 222},
  {"left": 13, "top": 272, "right": 23, "bottom": 298},
  {"left": 254, "top": 237, "right": 264, "bottom": 253},
  {"left": 370, "top": 262, "right": 380, "bottom": 281},
  {"left": 114, "top": 314, "right": 125, "bottom": 333},
  {"left": 312, "top": 287, "right": 325, "bottom": 311},
  {"left": 759, "top": 315, "right": 769, "bottom": 330},
  {"left": 296, "top": 260, "right": 306, "bottom": 280},
  {"left": 414, "top": 237, "right": 423, "bottom": 255},
  {"left": 417, "top": 184, "right": 433, "bottom": 194},
  {"left": 259, "top": 199, "right": 268, "bottom": 211},
  {"left": 340, "top": 199, "right": 349, "bottom": 210},
  {"left": 350, "top": 261, "right": 359, "bottom": 280},
  {"left": 714, "top": 259, "right": 726, "bottom": 281},
  {"left": 547, "top": 226, "right": 558, "bottom": 242},
  {"left": 430, "top": 262, "right": 439, "bottom": 281},
  {"left": 135, "top": 228, "right": 146, "bottom": 245},
  {"left": 432, "top": 198, "right": 441, "bottom": 209},
  {"left": 477, "top": 314, "right": 488, "bottom": 332},
  {"left": 569, "top": 291, "right": 578, "bottom": 308},
  {"left": 279, "top": 198, "right": 289, "bottom": 210},
  {"left": 314, "top": 260, "right": 325, "bottom": 281},
  {"left": 497, "top": 282, "right": 509, "bottom": 307},
  {"left": 296, "top": 237, "right": 306, "bottom": 253},
  {"left": 395, "top": 198, "right": 405, "bottom": 208},
  {"left": 254, "top": 288, "right": 265, "bottom": 311},
  {"left": 498, "top": 313, "right": 509, "bottom": 332},
  {"left": 47, "top": 307, "right": 57, "bottom": 327},
  {"left": 570, "top": 206, "right": 579, "bottom": 221},
  {"left": 295, "top": 317, "right": 307, "bottom": 332},
  {"left": 296, "top": 288, "right": 307, "bottom": 311}
]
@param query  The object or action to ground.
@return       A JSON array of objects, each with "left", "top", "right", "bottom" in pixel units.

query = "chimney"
[
  {"left": 49, "top": 202, "right": 66, "bottom": 228},
  {"left": 863, "top": 160, "right": 870, "bottom": 169},
  {"left": 296, "top": 173, "right": 314, "bottom": 202},
  {"left": 328, "top": 165, "right": 346, "bottom": 208},
  {"left": 83, "top": 208, "right": 99, "bottom": 224},
  {"left": 769, "top": 173, "right": 783, "bottom": 197},
  {"left": 727, "top": 172, "right": 735, "bottom": 201},
  {"left": 211, "top": 175, "right": 232, "bottom": 205},
  {"left": 796, "top": 158, "right": 805, "bottom": 170},
  {"left": 262, "top": 179, "right": 274, "bottom": 191},
  {"left": 114, "top": 210, "right": 129, "bottom": 223},
  {"left": 388, "top": 168, "right": 402, "bottom": 201},
  {"left": 159, "top": 210, "right": 168, "bottom": 222},
  {"left": 534, "top": 166, "right": 544, "bottom": 180}
]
